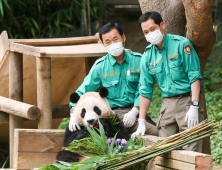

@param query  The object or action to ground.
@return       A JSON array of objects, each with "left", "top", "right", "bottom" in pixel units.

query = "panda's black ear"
[
  {"left": 70, "top": 93, "right": 80, "bottom": 103},
  {"left": 99, "top": 87, "right": 109, "bottom": 98}
]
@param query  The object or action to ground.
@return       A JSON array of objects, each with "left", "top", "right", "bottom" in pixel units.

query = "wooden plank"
[
  {"left": 155, "top": 156, "right": 196, "bottom": 170},
  {"left": 39, "top": 44, "right": 108, "bottom": 58},
  {"left": 143, "top": 135, "right": 165, "bottom": 146},
  {"left": 155, "top": 165, "right": 175, "bottom": 170},
  {"left": 9, "top": 35, "right": 99, "bottom": 46},
  {"left": 16, "top": 152, "right": 58, "bottom": 169},
  {"left": 9, "top": 51, "right": 23, "bottom": 168},
  {"left": 37, "top": 57, "right": 52, "bottom": 129},
  {"left": 161, "top": 150, "right": 213, "bottom": 166},
  {"left": 16, "top": 129, "right": 64, "bottom": 152},
  {"left": 0, "top": 31, "right": 9, "bottom": 69},
  {"left": 10, "top": 42, "right": 41, "bottom": 57}
]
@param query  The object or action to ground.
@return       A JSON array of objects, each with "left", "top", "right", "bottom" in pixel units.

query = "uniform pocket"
[
  {"left": 102, "top": 80, "right": 119, "bottom": 98},
  {"left": 156, "top": 106, "right": 166, "bottom": 129},
  {"left": 169, "top": 58, "right": 184, "bottom": 81},
  {"left": 126, "top": 75, "right": 139, "bottom": 93},
  {"left": 148, "top": 66, "right": 162, "bottom": 84}
]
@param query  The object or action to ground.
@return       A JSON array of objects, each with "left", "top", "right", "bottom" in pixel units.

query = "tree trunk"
[
  {"left": 139, "top": 0, "right": 186, "bottom": 36},
  {"left": 139, "top": 0, "right": 216, "bottom": 155}
]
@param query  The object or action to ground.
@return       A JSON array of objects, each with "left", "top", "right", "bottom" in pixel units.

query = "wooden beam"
[
  {"left": 0, "top": 104, "right": 70, "bottom": 123},
  {"left": 9, "top": 51, "right": 23, "bottom": 168},
  {"left": 37, "top": 57, "right": 52, "bottom": 129},
  {"left": 155, "top": 156, "right": 196, "bottom": 170},
  {"left": 0, "top": 31, "right": 9, "bottom": 69},
  {"left": 0, "top": 96, "right": 40, "bottom": 120},
  {"left": 9, "top": 35, "right": 99, "bottom": 46}
]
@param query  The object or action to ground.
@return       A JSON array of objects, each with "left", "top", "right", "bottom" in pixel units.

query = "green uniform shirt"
[
  {"left": 74, "top": 50, "right": 142, "bottom": 109},
  {"left": 139, "top": 33, "right": 203, "bottom": 99}
]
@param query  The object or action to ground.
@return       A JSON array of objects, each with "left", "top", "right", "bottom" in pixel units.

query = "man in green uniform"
[
  {"left": 132, "top": 11, "right": 204, "bottom": 152},
  {"left": 69, "top": 22, "right": 158, "bottom": 136}
]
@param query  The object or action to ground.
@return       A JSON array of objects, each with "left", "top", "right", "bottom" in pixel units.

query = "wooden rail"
[{"left": 0, "top": 104, "right": 70, "bottom": 123}]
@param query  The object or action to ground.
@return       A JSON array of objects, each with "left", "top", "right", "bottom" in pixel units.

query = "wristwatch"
[{"left": 191, "top": 101, "right": 199, "bottom": 106}]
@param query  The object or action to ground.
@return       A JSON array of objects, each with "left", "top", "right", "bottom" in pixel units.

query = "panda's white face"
[{"left": 73, "top": 93, "right": 114, "bottom": 127}]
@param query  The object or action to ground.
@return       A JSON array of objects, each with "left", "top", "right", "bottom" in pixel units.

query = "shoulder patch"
[
  {"left": 184, "top": 45, "right": 192, "bottom": 54},
  {"left": 95, "top": 56, "right": 106, "bottom": 65},
  {"left": 130, "top": 51, "right": 142, "bottom": 57}
]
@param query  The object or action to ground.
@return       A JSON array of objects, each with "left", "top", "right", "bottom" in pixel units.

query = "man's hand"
[
  {"left": 69, "top": 108, "right": 81, "bottom": 132},
  {"left": 123, "top": 107, "right": 139, "bottom": 128},
  {"left": 185, "top": 105, "right": 199, "bottom": 128},
  {"left": 131, "top": 119, "right": 146, "bottom": 139}
]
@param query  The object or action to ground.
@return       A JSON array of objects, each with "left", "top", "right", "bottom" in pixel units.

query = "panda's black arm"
[
  {"left": 63, "top": 126, "right": 89, "bottom": 147},
  {"left": 98, "top": 117, "right": 130, "bottom": 141}
]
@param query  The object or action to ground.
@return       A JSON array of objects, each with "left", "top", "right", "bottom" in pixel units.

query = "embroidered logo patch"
[{"left": 184, "top": 45, "right": 192, "bottom": 54}]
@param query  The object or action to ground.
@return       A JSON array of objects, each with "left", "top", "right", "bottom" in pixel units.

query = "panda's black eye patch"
[
  {"left": 94, "top": 106, "right": 101, "bottom": 115},
  {"left": 81, "top": 108, "right": 86, "bottom": 118}
]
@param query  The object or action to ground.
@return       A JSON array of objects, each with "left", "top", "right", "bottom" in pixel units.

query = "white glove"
[
  {"left": 69, "top": 109, "right": 81, "bottom": 132},
  {"left": 185, "top": 105, "right": 199, "bottom": 128},
  {"left": 131, "top": 119, "right": 146, "bottom": 139},
  {"left": 123, "top": 107, "right": 139, "bottom": 128}
]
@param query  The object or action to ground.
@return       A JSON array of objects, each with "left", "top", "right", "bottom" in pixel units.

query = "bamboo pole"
[
  {"left": 36, "top": 57, "right": 52, "bottom": 129},
  {"left": 9, "top": 51, "right": 23, "bottom": 168}
]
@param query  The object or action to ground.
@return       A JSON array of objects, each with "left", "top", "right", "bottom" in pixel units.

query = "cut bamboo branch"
[{"left": 0, "top": 96, "right": 41, "bottom": 120}]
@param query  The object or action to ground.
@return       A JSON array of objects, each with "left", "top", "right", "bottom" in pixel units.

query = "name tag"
[
  {"left": 170, "top": 58, "right": 177, "bottom": 61},
  {"left": 131, "top": 72, "right": 139, "bottom": 75}
]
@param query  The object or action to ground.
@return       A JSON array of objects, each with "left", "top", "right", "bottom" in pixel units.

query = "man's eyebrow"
[
  {"left": 105, "top": 38, "right": 110, "bottom": 42},
  {"left": 112, "top": 36, "right": 118, "bottom": 38}
]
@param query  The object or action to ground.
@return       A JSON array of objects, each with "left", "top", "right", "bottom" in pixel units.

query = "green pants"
[{"left": 157, "top": 93, "right": 205, "bottom": 152}]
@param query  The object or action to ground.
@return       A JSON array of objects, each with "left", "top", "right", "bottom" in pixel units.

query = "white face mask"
[
  {"left": 145, "top": 29, "right": 164, "bottom": 45},
  {"left": 105, "top": 41, "right": 124, "bottom": 57}
]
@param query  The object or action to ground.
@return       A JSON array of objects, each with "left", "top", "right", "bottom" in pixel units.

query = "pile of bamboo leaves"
[{"left": 34, "top": 119, "right": 220, "bottom": 170}]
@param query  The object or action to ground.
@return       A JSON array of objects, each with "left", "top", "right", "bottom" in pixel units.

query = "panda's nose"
[{"left": 87, "top": 119, "right": 95, "bottom": 124}]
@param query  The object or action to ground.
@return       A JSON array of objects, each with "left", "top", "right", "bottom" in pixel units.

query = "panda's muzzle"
[{"left": 87, "top": 119, "right": 98, "bottom": 128}]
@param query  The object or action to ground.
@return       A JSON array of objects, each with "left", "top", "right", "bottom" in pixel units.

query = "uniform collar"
[
  {"left": 145, "top": 32, "right": 168, "bottom": 51},
  {"left": 109, "top": 50, "right": 129, "bottom": 65}
]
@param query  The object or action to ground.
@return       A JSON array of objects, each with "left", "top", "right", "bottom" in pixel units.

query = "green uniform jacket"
[
  {"left": 139, "top": 33, "right": 203, "bottom": 99},
  {"left": 72, "top": 50, "right": 142, "bottom": 109}
]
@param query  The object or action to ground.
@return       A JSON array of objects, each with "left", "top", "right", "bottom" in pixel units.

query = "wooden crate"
[{"left": 13, "top": 129, "right": 213, "bottom": 170}]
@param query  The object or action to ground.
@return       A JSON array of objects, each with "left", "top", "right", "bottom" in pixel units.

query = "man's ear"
[
  {"left": 99, "top": 87, "right": 109, "bottom": 98},
  {"left": 70, "top": 93, "right": 80, "bottom": 103},
  {"left": 122, "top": 34, "right": 126, "bottom": 43},
  {"left": 160, "top": 22, "right": 165, "bottom": 32}
]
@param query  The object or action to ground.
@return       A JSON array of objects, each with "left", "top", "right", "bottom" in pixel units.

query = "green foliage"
[
  {"left": 0, "top": 143, "right": 9, "bottom": 168},
  {"left": 0, "top": 0, "right": 104, "bottom": 38},
  {"left": 108, "top": 113, "right": 120, "bottom": 125}
]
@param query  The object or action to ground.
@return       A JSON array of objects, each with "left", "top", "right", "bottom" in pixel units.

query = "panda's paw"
[
  {"left": 57, "top": 150, "right": 79, "bottom": 162},
  {"left": 97, "top": 118, "right": 110, "bottom": 134}
]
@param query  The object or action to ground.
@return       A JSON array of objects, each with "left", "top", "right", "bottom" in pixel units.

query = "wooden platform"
[{"left": 13, "top": 129, "right": 213, "bottom": 170}]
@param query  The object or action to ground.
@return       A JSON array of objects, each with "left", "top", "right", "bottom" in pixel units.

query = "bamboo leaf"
[
  {"left": 0, "top": 0, "right": 4, "bottom": 16},
  {"left": 31, "top": 18, "right": 39, "bottom": 30}
]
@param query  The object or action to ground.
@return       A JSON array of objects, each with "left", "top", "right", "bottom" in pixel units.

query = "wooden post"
[
  {"left": 9, "top": 51, "right": 23, "bottom": 168},
  {"left": 36, "top": 57, "right": 52, "bottom": 129}
]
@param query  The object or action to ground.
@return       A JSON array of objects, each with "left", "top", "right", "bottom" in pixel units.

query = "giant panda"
[{"left": 57, "top": 87, "right": 130, "bottom": 162}]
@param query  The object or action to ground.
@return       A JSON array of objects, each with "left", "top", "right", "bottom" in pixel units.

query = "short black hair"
[
  {"left": 99, "top": 22, "right": 123, "bottom": 42},
  {"left": 138, "top": 11, "right": 163, "bottom": 28}
]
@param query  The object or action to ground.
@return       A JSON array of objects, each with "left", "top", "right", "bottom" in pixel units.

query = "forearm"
[
  {"left": 139, "top": 95, "right": 151, "bottom": 119},
  {"left": 191, "top": 79, "right": 200, "bottom": 102}
]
